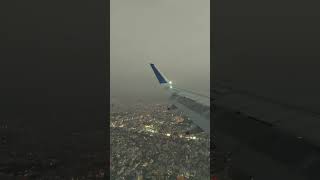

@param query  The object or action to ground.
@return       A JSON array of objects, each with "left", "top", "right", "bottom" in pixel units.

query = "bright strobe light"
[{"left": 169, "top": 81, "right": 172, "bottom": 84}]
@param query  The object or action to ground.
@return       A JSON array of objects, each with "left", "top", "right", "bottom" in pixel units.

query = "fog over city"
[{"left": 111, "top": 0, "right": 210, "bottom": 105}]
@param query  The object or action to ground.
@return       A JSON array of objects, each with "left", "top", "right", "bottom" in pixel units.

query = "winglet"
[{"left": 149, "top": 63, "right": 169, "bottom": 84}]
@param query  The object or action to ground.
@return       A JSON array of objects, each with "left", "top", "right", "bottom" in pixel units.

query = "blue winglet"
[{"left": 150, "top": 63, "right": 168, "bottom": 84}]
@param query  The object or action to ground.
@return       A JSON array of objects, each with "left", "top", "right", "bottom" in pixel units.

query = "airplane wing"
[{"left": 149, "top": 63, "right": 210, "bottom": 134}]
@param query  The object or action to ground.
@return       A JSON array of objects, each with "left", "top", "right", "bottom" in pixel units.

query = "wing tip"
[{"left": 149, "top": 63, "right": 168, "bottom": 84}]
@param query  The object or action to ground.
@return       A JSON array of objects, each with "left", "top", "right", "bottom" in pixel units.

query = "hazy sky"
[{"left": 111, "top": 0, "right": 210, "bottom": 104}]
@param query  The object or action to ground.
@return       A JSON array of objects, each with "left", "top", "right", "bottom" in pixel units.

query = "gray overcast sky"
[{"left": 111, "top": 0, "right": 210, "bottom": 104}]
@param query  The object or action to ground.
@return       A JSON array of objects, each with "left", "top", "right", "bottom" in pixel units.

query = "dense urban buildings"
[{"left": 111, "top": 103, "right": 210, "bottom": 179}]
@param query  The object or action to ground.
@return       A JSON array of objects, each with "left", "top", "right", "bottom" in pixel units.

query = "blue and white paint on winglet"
[{"left": 150, "top": 63, "right": 173, "bottom": 88}]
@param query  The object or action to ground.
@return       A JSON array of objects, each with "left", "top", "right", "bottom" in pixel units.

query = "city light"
[
  {"left": 144, "top": 125, "right": 157, "bottom": 133},
  {"left": 185, "top": 136, "right": 198, "bottom": 140}
]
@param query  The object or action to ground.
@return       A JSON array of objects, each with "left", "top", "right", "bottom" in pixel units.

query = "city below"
[{"left": 111, "top": 103, "right": 210, "bottom": 179}]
